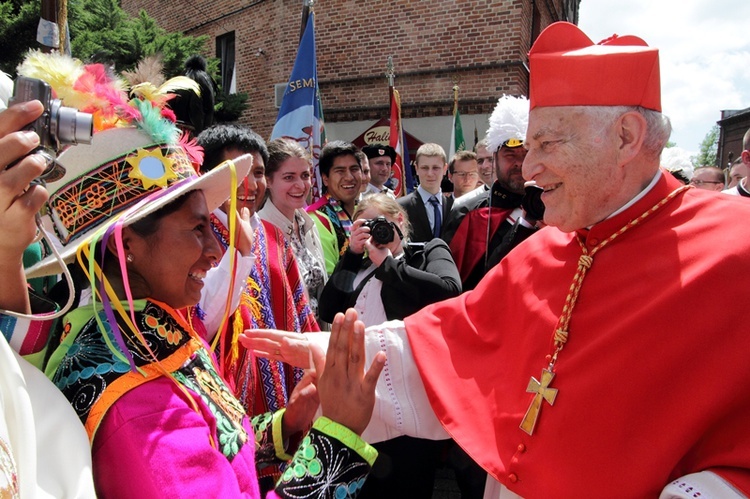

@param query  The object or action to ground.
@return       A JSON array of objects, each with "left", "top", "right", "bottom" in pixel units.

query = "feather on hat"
[{"left": 485, "top": 95, "right": 529, "bottom": 153}]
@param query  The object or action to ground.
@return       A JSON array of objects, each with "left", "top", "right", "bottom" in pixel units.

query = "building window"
[{"left": 216, "top": 31, "right": 236, "bottom": 94}]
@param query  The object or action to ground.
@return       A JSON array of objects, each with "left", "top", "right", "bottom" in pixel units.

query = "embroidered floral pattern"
[
  {"left": 251, "top": 412, "right": 277, "bottom": 466},
  {"left": 275, "top": 428, "right": 370, "bottom": 499},
  {"left": 172, "top": 348, "right": 249, "bottom": 460},
  {"left": 51, "top": 302, "right": 193, "bottom": 433},
  {"left": 144, "top": 313, "right": 183, "bottom": 345}
]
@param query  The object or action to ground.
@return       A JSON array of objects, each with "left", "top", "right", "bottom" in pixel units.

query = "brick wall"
[{"left": 121, "top": 0, "right": 577, "bottom": 139}]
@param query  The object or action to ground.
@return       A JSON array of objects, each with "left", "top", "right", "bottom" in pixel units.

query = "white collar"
[{"left": 605, "top": 170, "right": 662, "bottom": 221}]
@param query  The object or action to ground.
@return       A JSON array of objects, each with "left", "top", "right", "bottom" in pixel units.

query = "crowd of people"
[{"left": 1, "top": 19, "right": 750, "bottom": 499}]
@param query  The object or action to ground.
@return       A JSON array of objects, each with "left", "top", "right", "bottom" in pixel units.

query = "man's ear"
[
  {"left": 321, "top": 173, "right": 329, "bottom": 187},
  {"left": 742, "top": 150, "right": 750, "bottom": 166},
  {"left": 616, "top": 111, "right": 647, "bottom": 165}
]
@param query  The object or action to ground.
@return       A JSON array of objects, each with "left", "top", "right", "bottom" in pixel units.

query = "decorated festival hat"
[
  {"left": 362, "top": 143, "right": 397, "bottom": 162},
  {"left": 485, "top": 95, "right": 529, "bottom": 153},
  {"left": 528, "top": 22, "right": 661, "bottom": 112},
  {"left": 18, "top": 51, "right": 250, "bottom": 278}
]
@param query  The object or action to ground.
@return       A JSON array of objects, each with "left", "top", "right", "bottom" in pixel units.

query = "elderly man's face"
[{"left": 523, "top": 106, "right": 621, "bottom": 232}]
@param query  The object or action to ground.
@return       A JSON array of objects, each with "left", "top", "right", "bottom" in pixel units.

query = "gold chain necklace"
[{"left": 519, "top": 185, "right": 690, "bottom": 435}]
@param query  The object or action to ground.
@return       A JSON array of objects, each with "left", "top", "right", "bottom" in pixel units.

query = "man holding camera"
[{"left": 442, "top": 95, "right": 540, "bottom": 290}]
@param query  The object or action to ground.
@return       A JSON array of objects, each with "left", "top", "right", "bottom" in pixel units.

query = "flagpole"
[
  {"left": 452, "top": 85, "right": 459, "bottom": 120},
  {"left": 300, "top": 0, "right": 314, "bottom": 43},
  {"left": 386, "top": 56, "right": 409, "bottom": 196}
]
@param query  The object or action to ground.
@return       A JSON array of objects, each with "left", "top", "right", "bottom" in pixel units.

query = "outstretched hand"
[
  {"left": 313, "top": 309, "right": 385, "bottom": 436},
  {"left": 239, "top": 329, "right": 311, "bottom": 368}
]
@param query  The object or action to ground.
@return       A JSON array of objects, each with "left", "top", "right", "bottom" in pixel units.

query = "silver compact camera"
[{"left": 9, "top": 76, "right": 93, "bottom": 181}]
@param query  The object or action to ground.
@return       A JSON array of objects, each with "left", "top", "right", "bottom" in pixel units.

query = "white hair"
[{"left": 581, "top": 105, "right": 672, "bottom": 159}]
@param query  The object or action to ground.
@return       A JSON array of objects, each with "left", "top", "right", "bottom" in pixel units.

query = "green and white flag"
[{"left": 449, "top": 85, "right": 465, "bottom": 158}]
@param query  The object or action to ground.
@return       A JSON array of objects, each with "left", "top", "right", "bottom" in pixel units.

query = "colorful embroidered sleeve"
[
  {"left": 274, "top": 417, "right": 376, "bottom": 498},
  {"left": 251, "top": 409, "right": 295, "bottom": 466},
  {"left": 0, "top": 289, "right": 58, "bottom": 370}
]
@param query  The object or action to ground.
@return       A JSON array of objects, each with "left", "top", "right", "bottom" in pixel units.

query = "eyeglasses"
[
  {"left": 452, "top": 172, "right": 479, "bottom": 179},
  {"left": 689, "top": 179, "right": 724, "bottom": 186}
]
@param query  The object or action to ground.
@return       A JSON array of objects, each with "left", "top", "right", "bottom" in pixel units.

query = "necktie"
[{"left": 429, "top": 196, "right": 442, "bottom": 238}]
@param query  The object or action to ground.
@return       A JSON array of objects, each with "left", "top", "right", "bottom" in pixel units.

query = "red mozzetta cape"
[{"left": 405, "top": 173, "right": 750, "bottom": 497}]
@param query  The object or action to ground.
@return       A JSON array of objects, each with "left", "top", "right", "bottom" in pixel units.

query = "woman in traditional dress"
[
  {"left": 15, "top": 53, "right": 384, "bottom": 498},
  {"left": 259, "top": 139, "right": 327, "bottom": 321}
]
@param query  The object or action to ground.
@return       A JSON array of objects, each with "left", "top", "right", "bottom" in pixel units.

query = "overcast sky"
[{"left": 577, "top": 1, "right": 750, "bottom": 155}]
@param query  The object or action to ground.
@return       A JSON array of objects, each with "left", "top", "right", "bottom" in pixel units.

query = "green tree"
[
  {"left": 1, "top": 0, "right": 245, "bottom": 121},
  {"left": 0, "top": 0, "right": 209, "bottom": 77},
  {"left": 693, "top": 125, "right": 719, "bottom": 167},
  {"left": 69, "top": 0, "right": 208, "bottom": 76},
  {"left": 0, "top": 0, "right": 39, "bottom": 75}
]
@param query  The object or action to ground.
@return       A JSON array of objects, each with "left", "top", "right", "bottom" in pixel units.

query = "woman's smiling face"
[
  {"left": 267, "top": 156, "right": 312, "bottom": 218},
  {"left": 124, "top": 190, "right": 221, "bottom": 309}
]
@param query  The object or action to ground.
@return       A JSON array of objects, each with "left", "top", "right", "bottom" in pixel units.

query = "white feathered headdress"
[
  {"left": 485, "top": 95, "right": 529, "bottom": 153},
  {"left": 660, "top": 147, "right": 695, "bottom": 182}
]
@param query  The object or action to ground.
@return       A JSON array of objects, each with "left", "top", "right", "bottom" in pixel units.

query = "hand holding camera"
[
  {"left": 8, "top": 76, "right": 93, "bottom": 182},
  {"left": 349, "top": 219, "right": 371, "bottom": 255},
  {"left": 0, "top": 100, "right": 50, "bottom": 263}
]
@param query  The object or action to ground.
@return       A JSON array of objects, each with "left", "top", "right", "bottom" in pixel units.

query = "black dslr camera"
[
  {"left": 9, "top": 76, "right": 94, "bottom": 181},
  {"left": 363, "top": 216, "right": 401, "bottom": 245}
]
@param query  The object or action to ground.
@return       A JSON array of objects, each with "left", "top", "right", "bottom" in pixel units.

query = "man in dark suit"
[{"left": 398, "top": 143, "right": 453, "bottom": 242}]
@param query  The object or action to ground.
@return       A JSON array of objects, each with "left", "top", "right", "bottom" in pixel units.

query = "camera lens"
[
  {"left": 51, "top": 100, "right": 94, "bottom": 146},
  {"left": 368, "top": 217, "right": 395, "bottom": 245}
]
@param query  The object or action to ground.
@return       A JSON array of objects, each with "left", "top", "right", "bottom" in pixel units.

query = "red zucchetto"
[{"left": 528, "top": 22, "right": 661, "bottom": 112}]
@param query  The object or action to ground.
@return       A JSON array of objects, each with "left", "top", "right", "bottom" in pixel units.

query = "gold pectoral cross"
[{"left": 519, "top": 368, "right": 558, "bottom": 435}]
